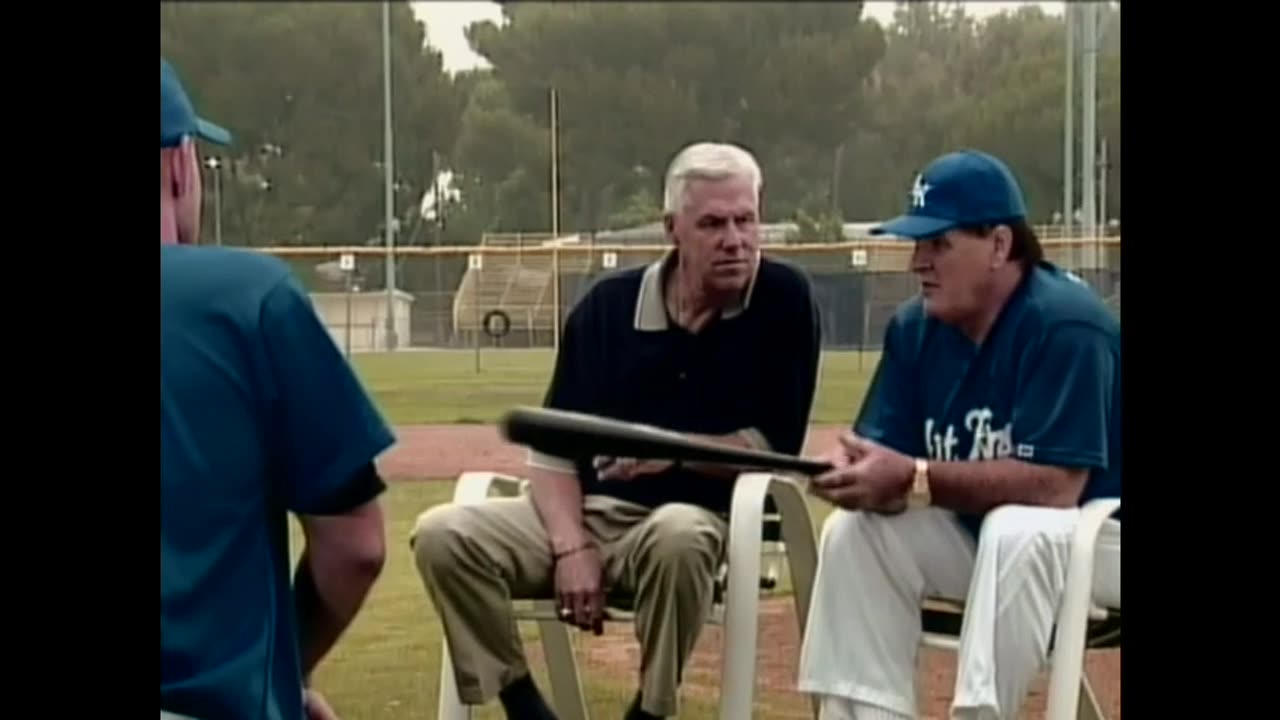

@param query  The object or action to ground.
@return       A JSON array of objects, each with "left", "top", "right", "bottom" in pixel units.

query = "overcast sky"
[{"left": 410, "top": 1, "right": 1067, "bottom": 74}]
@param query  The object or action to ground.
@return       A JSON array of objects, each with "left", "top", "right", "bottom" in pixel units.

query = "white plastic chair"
[
  {"left": 919, "top": 498, "right": 1121, "bottom": 720},
  {"left": 432, "top": 470, "right": 821, "bottom": 720},
  {"left": 1043, "top": 498, "right": 1121, "bottom": 720}
]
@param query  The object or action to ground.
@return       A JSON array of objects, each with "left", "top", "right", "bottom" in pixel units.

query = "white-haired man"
[{"left": 412, "top": 142, "right": 822, "bottom": 719}]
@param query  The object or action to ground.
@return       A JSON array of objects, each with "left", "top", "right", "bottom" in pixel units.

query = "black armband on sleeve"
[{"left": 306, "top": 463, "right": 387, "bottom": 515}]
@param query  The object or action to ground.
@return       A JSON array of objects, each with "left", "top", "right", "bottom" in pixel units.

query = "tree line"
[{"left": 159, "top": 1, "right": 1120, "bottom": 248}]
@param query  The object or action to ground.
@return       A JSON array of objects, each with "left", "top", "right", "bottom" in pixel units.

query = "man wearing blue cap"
[
  {"left": 161, "top": 58, "right": 396, "bottom": 720},
  {"left": 795, "top": 150, "right": 1121, "bottom": 719},
  {"left": 159, "top": 58, "right": 230, "bottom": 246}
]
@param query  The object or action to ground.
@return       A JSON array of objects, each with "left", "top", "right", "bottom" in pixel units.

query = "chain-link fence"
[{"left": 263, "top": 237, "right": 1120, "bottom": 355}]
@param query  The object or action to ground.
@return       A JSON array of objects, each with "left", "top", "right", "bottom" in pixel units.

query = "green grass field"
[
  {"left": 351, "top": 348, "right": 881, "bottom": 426},
  {"left": 291, "top": 348, "right": 868, "bottom": 718}
]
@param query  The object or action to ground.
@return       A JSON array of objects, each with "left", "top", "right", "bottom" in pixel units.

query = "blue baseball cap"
[
  {"left": 161, "top": 58, "right": 231, "bottom": 149},
  {"left": 871, "top": 150, "right": 1027, "bottom": 240}
]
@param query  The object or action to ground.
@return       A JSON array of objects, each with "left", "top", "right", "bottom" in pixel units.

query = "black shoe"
[{"left": 499, "top": 673, "right": 559, "bottom": 720}]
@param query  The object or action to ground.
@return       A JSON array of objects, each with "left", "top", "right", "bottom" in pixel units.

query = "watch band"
[{"left": 908, "top": 457, "right": 931, "bottom": 507}]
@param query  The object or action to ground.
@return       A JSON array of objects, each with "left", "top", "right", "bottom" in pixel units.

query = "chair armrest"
[
  {"left": 738, "top": 474, "right": 819, "bottom": 622},
  {"left": 1076, "top": 498, "right": 1120, "bottom": 619},
  {"left": 1043, "top": 497, "right": 1121, "bottom": 714},
  {"left": 724, "top": 475, "right": 816, "bottom": 588},
  {"left": 1075, "top": 498, "right": 1121, "bottom": 553},
  {"left": 452, "top": 471, "right": 525, "bottom": 504},
  {"left": 719, "top": 472, "right": 821, "bottom": 720}
]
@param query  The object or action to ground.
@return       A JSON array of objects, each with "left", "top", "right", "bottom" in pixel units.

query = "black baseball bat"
[{"left": 499, "top": 406, "right": 834, "bottom": 476}]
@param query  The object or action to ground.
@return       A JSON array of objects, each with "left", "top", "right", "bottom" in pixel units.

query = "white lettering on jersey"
[
  {"left": 964, "top": 408, "right": 1013, "bottom": 460},
  {"left": 924, "top": 417, "right": 960, "bottom": 460},
  {"left": 925, "top": 408, "right": 1022, "bottom": 462}
]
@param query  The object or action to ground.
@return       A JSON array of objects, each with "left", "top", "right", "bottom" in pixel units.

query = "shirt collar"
[{"left": 632, "top": 248, "right": 761, "bottom": 331}]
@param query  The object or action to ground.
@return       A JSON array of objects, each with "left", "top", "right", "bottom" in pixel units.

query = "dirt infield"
[{"left": 382, "top": 423, "right": 1120, "bottom": 719}]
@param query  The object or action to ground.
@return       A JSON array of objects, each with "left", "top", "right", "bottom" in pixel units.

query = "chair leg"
[
  {"left": 720, "top": 475, "right": 770, "bottom": 720},
  {"left": 1044, "top": 499, "right": 1120, "bottom": 720},
  {"left": 436, "top": 638, "right": 471, "bottom": 720},
  {"left": 722, "top": 473, "right": 824, "bottom": 720},
  {"left": 1076, "top": 675, "right": 1105, "bottom": 720},
  {"left": 432, "top": 468, "right": 527, "bottom": 712},
  {"left": 534, "top": 600, "right": 589, "bottom": 720},
  {"left": 761, "top": 549, "right": 782, "bottom": 588},
  {"left": 432, "top": 471, "right": 525, "bottom": 719},
  {"left": 777, "top": 500, "right": 819, "bottom": 720}
]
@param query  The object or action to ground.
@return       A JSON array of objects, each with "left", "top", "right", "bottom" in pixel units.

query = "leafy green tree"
[
  {"left": 161, "top": 1, "right": 464, "bottom": 247},
  {"left": 464, "top": 2, "right": 886, "bottom": 229}
]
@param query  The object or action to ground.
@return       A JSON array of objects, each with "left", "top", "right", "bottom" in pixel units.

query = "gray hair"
[{"left": 662, "top": 142, "right": 762, "bottom": 215}]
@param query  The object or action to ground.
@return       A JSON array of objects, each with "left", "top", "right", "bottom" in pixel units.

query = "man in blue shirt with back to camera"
[
  {"left": 160, "top": 58, "right": 396, "bottom": 720},
  {"left": 795, "top": 150, "right": 1121, "bottom": 720}
]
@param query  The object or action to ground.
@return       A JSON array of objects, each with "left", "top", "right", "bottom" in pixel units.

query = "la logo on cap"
[{"left": 910, "top": 174, "right": 931, "bottom": 209}]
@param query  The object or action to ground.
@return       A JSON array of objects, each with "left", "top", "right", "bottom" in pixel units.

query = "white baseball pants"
[{"left": 796, "top": 505, "right": 1121, "bottom": 720}]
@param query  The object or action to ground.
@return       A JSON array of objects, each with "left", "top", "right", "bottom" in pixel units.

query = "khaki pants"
[{"left": 411, "top": 494, "right": 728, "bottom": 717}]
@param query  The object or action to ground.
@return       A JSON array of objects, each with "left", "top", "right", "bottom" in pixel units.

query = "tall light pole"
[
  {"left": 549, "top": 86, "right": 560, "bottom": 239},
  {"left": 204, "top": 156, "right": 223, "bottom": 246},
  {"left": 1062, "top": 3, "right": 1074, "bottom": 238},
  {"left": 1099, "top": 136, "right": 1109, "bottom": 232},
  {"left": 549, "top": 86, "right": 562, "bottom": 351},
  {"left": 1081, "top": 0, "right": 1098, "bottom": 241},
  {"left": 381, "top": 0, "right": 398, "bottom": 351}
]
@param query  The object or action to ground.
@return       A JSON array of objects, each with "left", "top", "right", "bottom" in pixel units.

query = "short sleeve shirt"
[
  {"left": 161, "top": 245, "right": 395, "bottom": 719},
  {"left": 854, "top": 262, "right": 1121, "bottom": 538}
]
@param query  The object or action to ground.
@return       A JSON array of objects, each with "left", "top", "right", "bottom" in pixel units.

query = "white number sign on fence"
[
  {"left": 338, "top": 252, "right": 355, "bottom": 272},
  {"left": 468, "top": 253, "right": 483, "bottom": 270},
  {"left": 602, "top": 251, "right": 618, "bottom": 269},
  {"left": 850, "top": 249, "right": 868, "bottom": 268}
]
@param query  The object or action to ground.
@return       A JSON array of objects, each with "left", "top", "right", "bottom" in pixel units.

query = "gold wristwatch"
[{"left": 907, "top": 457, "right": 931, "bottom": 508}]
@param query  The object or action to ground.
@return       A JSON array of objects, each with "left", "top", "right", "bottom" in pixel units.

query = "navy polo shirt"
[
  {"left": 854, "top": 261, "right": 1122, "bottom": 539},
  {"left": 530, "top": 251, "right": 822, "bottom": 515},
  {"left": 161, "top": 245, "right": 395, "bottom": 720}
]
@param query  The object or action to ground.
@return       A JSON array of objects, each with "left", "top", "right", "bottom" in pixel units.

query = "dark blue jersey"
[
  {"left": 854, "top": 262, "right": 1121, "bottom": 538},
  {"left": 160, "top": 245, "right": 394, "bottom": 719}
]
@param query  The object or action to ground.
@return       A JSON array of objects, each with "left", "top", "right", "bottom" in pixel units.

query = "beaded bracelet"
[{"left": 552, "top": 539, "right": 597, "bottom": 561}]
